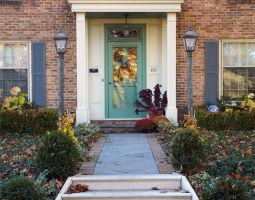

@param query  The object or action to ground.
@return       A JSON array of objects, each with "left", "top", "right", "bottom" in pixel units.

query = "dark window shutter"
[
  {"left": 205, "top": 41, "right": 219, "bottom": 103},
  {"left": 32, "top": 41, "right": 46, "bottom": 107}
]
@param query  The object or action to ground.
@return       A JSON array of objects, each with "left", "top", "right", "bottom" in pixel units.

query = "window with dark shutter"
[{"left": 205, "top": 41, "right": 219, "bottom": 103}]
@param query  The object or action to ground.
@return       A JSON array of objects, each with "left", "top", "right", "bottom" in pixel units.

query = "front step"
[
  {"left": 61, "top": 191, "right": 192, "bottom": 200},
  {"left": 56, "top": 174, "right": 199, "bottom": 200},
  {"left": 91, "top": 120, "right": 137, "bottom": 133}
]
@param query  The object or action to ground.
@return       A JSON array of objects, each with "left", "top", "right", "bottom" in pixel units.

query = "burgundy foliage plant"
[{"left": 135, "top": 84, "right": 168, "bottom": 116}]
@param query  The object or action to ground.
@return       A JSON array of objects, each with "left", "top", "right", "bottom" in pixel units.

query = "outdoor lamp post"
[
  {"left": 54, "top": 30, "right": 68, "bottom": 117},
  {"left": 183, "top": 26, "right": 198, "bottom": 117}
]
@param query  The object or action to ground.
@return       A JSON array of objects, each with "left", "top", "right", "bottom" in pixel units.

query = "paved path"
[{"left": 94, "top": 134, "right": 159, "bottom": 175}]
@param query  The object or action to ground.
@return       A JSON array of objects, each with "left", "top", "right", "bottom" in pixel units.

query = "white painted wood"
[
  {"left": 165, "top": 13, "right": 178, "bottom": 125},
  {"left": 57, "top": 174, "right": 196, "bottom": 200},
  {"left": 67, "top": 0, "right": 184, "bottom": 13},
  {"left": 61, "top": 191, "right": 192, "bottom": 200},
  {"left": 88, "top": 24, "right": 105, "bottom": 119},
  {"left": 71, "top": 175, "right": 181, "bottom": 190},
  {"left": 147, "top": 24, "right": 161, "bottom": 90},
  {"left": 161, "top": 19, "right": 167, "bottom": 93},
  {"left": 55, "top": 177, "right": 72, "bottom": 200},
  {"left": 181, "top": 176, "right": 199, "bottom": 200},
  {"left": 76, "top": 13, "right": 90, "bottom": 123}
]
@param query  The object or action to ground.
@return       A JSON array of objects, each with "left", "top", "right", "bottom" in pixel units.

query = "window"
[
  {"left": 0, "top": 42, "right": 29, "bottom": 102},
  {"left": 222, "top": 41, "right": 255, "bottom": 99}
]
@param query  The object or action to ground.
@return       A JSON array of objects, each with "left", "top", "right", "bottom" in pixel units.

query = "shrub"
[
  {"left": 195, "top": 108, "right": 255, "bottom": 131},
  {"left": 152, "top": 115, "right": 169, "bottom": 125},
  {"left": 1, "top": 86, "right": 31, "bottom": 111},
  {"left": 135, "top": 118, "right": 156, "bottom": 133},
  {"left": 171, "top": 128, "right": 206, "bottom": 173},
  {"left": 202, "top": 176, "right": 252, "bottom": 200},
  {"left": 74, "top": 123, "right": 101, "bottom": 152},
  {"left": 157, "top": 120, "right": 176, "bottom": 136},
  {"left": 0, "top": 176, "right": 44, "bottom": 200},
  {"left": 34, "top": 131, "right": 82, "bottom": 179},
  {"left": 207, "top": 150, "right": 255, "bottom": 181},
  {"left": 135, "top": 84, "right": 168, "bottom": 117},
  {"left": 35, "top": 171, "right": 58, "bottom": 199},
  {"left": 0, "top": 109, "right": 58, "bottom": 134},
  {"left": 58, "top": 112, "right": 77, "bottom": 142}
]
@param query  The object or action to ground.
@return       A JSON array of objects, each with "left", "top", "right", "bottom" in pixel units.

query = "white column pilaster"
[
  {"left": 76, "top": 12, "right": 89, "bottom": 123},
  {"left": 165, "top": 13, "right": 178, "bottom": 124}
]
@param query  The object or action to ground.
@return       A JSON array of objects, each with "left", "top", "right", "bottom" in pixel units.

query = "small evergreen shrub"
[
  {"left": 195, "top": 108, "right": 255, "bottom": 131},
  {"left": 202, "top": 176, "right": 252, "bottom": 200},
  {"left": 207, "top": 149, "right": 255, "bottom": 184},
  {"left": 171, "top": 128, "right": 206, "bottom": 173},
  {"left": 0, "top": 109, "right": 58, "bottom": 134},
  {"left": 135, "top": 118, "right": 156, "bottom": 133},
  {"left": 74, "top": 123, "right": 101, "bottom": 151},
  {"left": 34, "top": 131, "right": 82, "bottom": 179},
  {"left": 0, "top": 176, "right": 44, "bottom": 200}
]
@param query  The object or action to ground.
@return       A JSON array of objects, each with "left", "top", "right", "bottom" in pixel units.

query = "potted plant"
[{"left": 135, "top": 84, "right": 168, "bottom": 118}]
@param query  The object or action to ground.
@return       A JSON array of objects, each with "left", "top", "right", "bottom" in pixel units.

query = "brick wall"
[
  {"left": 0, "top": 0, "right": 77, "bottom": 111},
  {"left": 1, "top": 0, "right": 254, "bottom": 119},
  {"left": 176, "top": 0, "right": 255, "bottom": 119}
]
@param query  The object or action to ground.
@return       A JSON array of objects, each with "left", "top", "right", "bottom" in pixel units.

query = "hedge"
[
  {"left": 0, "top": 109, "right": 58, "bottom": 134},
  {"left": 195, "top": 108, "right": 255, "bottom": 131}
]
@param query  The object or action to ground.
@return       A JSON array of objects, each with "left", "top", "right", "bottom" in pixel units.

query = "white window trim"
[
  {"left": 219, "top": 39, "right": 255, "bottom": 98},
  {"left": 0, "top": 41, "right": 32, "bottom": 101}
]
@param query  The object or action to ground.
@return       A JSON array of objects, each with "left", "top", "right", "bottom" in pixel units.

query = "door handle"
[{"left": 108, "top": 82, "right": 112, "bottom": 85}]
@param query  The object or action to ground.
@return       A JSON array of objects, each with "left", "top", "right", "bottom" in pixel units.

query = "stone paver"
[
  {"left": 94, "top": 134, "right": 159, "bottom": 175},
  {"left": 147, "top": 134, "right": 174, "bottom": 174},
  {"left": 80, "top": 136, "right": 107, "bottom": 175}
]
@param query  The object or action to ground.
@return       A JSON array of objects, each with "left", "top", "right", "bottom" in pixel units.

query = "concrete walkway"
[{"left": 94, "top": 134, "right": 159, "bottom": 175}]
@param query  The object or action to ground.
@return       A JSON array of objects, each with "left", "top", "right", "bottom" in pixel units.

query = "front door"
[{"left": 105, "top": 25, "right": 146, "bottom": 118}]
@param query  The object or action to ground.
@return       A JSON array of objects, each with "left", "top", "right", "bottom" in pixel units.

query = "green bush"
[
  {"left": 74, "top": 123, "right": 100, "bottom": 151},
  {"left": 171, "top": 128, "right": 206, "bottom": 173},
  {"left": 195, "top": 108, "right": 255, "bottom": 131},
  {"left": 207, "top": 149, "right": 255, "bottom": 182},
  {"left": 34, "top": 131, "right": 82, "bottom": 179},
  {"left": 0, "top": 109, "right": 58, "bottom": 134},
  {"left": 202, "top": 176, "right": 252, "bottom": 200},
  {"left": 157, "top": 120, "right": 176, "bottom": 136},
  {"left": 0, "top": 176, "right": 44, "bottom": 200}
]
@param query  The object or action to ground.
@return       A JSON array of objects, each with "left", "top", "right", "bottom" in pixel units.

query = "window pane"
[
  {"left": 229, "top": 43, "right": 239, "bottom": 66},
  {"left": 223, "top": 43, "right": 230, "bottom": 66},
  {"left": 223, "top": 42, "right": 255, "bottom": 99},
  {"left": 0, "top": 44, "right": 4, "bottom": 68},
  {"left": 0, "top": 43, "right": 28, "bottom": 68},
  {"left": 248, "top": 43, "right": 255, "bottom": 66},
  {"left": 240, "top": 43, "right": 247, "bottom": 67},
  {"left": 0, "top": 69, "right": 28, "bottom": 102}
]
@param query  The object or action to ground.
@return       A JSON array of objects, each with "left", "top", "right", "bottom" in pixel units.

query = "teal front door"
[{"left": 105, "top": 25, "right": 146, "bottom": 118}]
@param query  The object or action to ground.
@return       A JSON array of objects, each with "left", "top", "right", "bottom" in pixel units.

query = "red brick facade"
[
  {"left": 1, "top": 0, "right": 254, "bottom": 118},
  {"left": 0, "top": 0, "right": 77, "bottom": 109},
  {"left": 176, "top": 0, "right": 255, "bottom": 117}
]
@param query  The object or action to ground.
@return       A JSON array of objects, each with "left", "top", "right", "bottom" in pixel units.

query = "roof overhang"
[{"left": 66, "top": 0, "right": 184, "bottom": 13}]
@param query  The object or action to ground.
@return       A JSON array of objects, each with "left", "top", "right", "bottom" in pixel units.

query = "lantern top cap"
[
  {"left": 183, "top": 26, "right": 198, "bottom": 38},
  {"left": 54, "top": 30, "right": 68, "bottom": 41}
]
